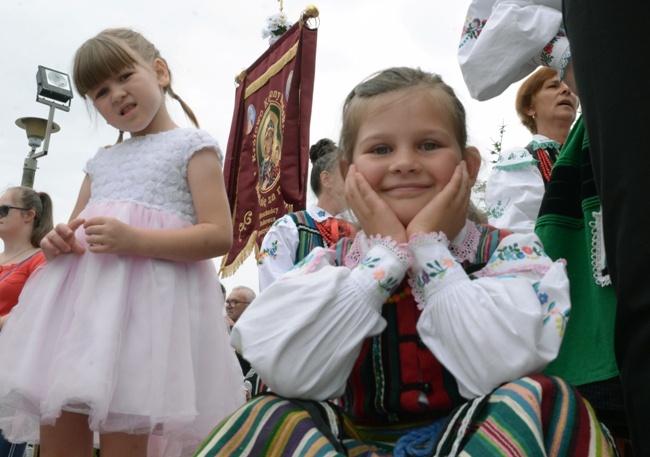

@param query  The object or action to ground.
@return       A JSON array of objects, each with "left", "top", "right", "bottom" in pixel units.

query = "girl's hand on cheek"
[
  {"left": 40, "top": 218, "right": 87, "bottom": 261},
  {"left": 84, "top": 217, "right": 137, "bottom": 255},
  {"left": 345, "top": 164, "right": 407, "bottom": 244},
  {"left": 407, "top": 161, "right": 470, "bottom": 240}
]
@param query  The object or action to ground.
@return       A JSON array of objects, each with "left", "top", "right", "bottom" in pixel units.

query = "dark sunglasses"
[{"left": 0, "top": 205, "right": 29, "bottom": 218}]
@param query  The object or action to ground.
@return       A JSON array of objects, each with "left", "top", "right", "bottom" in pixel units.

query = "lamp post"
[{"left": 16, "top": 65, "right": 73, "bottom": 188}]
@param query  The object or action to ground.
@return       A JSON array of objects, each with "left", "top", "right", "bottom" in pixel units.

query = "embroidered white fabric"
[
  {"left": 408, "top": 231, "right": 450, "bottom": 250},
  {"left": 590, "top": 209, "right": 612, "bottom": 287},
  {"left": 84, "top": 128, "right": 222, "bottom": 223},
  {"left": 344, "top": 232, "right": 410, "bottom": 269},
  {"left": 449, "top": 221, "right": 480, "bottom": 264}
]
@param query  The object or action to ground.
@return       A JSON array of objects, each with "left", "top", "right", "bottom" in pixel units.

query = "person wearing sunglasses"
[{"left": 0, "top": 186, "right": 53, "bottom": 457}]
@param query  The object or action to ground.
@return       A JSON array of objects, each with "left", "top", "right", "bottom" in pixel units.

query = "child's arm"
[
  {"left": 82, "top": 148, "right": 232, "bottom": 262},
  {"left": 40, "top": 175, "right": 91, "bottom": 261},
  {"left": 232, "top": 237, "right": 409, "bottom": 400},
  {"left": 258, "top": 216, "right": 300, "bottom": 291},
  {"left": 411, "top": 231, "right": 570, "bottom": 399}
]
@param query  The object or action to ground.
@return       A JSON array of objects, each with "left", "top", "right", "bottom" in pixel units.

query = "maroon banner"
[{"left": 220, "top": 15, "right": 318, "bottom": 277}]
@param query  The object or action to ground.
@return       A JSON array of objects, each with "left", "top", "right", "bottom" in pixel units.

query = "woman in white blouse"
[{"left": 485, "top": 67, "right": 578, "bottom": 233}]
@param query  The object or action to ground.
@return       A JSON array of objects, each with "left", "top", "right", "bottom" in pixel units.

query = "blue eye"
[
  {"left": 422, "top": 142, "right": 439, "bottom": 151},
  {"left": 371, "top": 146, "right": 391, "bottom": 155}
]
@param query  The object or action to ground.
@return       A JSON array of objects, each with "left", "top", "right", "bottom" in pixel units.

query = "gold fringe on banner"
[{"left": 219, "top": 232, "right": 259, "bottom": 279}]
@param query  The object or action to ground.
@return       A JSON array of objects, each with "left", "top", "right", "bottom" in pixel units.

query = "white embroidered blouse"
[
  {"left": 486, "top": 134, "right": 559, "bottom": 233},
  {"left": 257, "top": 205, "right": 334, "bottom": 291},
  {"left": 458, "top": 0, "right": 570, "bottom": 101},
  {"left": 231, "top": 222, "right": 570, "bottom": 401}
]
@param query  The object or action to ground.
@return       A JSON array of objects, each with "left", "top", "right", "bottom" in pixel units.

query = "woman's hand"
[
  {"left": 407, "top": 161, "right": 470, "bottom": 240},
  {"left": 40, "top": 218, "right": 87, "bottom": 261},
  {"left": 84, "top": 217, "right": 137, "bottom": 255},
  {"left": 345, "top": 164, "right": 407, "bottom": 244}
]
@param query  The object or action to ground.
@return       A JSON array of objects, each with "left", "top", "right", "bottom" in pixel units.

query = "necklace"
[{"left": 0, "top": 246, "right": 34, "bottom": 266}]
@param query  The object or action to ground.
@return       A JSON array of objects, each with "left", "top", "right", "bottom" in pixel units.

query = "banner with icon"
[{"left": 220, "top": 11, "right": 318, "bottom": 277}]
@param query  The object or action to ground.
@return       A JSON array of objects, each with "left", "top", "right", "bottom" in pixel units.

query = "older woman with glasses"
[{"left": 0, "top": 186, "right": 53, "bottom": 457}]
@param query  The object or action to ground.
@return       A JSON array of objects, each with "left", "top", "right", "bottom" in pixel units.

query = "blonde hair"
[
  {"left": 339, "top": 67, "right": 469, "bottom": 164},
  {"left": 338, "top": 67, "right": 486, "bottom": 222},
  {"left": 515, "top": 67, "right": 558, "bottom": 134},
  {"left": 73, "top": 28, "right": 198, "bottom": 142}
]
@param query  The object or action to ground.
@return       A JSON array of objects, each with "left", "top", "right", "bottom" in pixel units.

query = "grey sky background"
[{"left": 0, "top": 0, "right": 531, "bottom": 293}]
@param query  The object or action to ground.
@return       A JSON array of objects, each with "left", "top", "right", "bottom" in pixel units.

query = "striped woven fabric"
[
  {"left": 195, "top": 376, "right": 615, "bottom": 456},
  {"left": 288, "top": 211, "right": 325, "bottom": 262},
  {"left": 193, "top": 394, "right": 391, "bottom": 457},
  {"left": 434, "top": 375, "right": 616, "bottom": 456}
]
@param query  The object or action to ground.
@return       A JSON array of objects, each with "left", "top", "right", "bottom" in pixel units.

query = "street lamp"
[{"left": 16, "top": 66, "right": 73, "bottom": 188}]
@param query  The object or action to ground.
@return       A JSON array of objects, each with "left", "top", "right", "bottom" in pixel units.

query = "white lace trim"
[
  {"left": 590, "top": 209, "right": 611, "bottom": 287},
  {"left": 407, "top": 231, "right": 452, "bottom": 309},
  {"left": 471, "top": 263, "right": 553, "bottom": 278},
  {"left": 408, "top": 231, "right": 450, "bottom": 250},
  {"left": 343, "top": 232, "right": 409, "bottom": 269},
  {"left": 449, "top": 220, "right": 479, "bottom": 264}
]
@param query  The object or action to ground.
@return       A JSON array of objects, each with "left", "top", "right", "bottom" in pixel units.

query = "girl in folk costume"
[
  {"left": 257, "top": 138, "right": 354, "bottom": 291},
  {"left": 195, "top": 67, "right": 616, "bottom": 456},
  {"left": 486, "top": 67, "right": 578, "bottom": 233},
  {"left": 0, "top": 28, "right": 244, "bottom": 457}
]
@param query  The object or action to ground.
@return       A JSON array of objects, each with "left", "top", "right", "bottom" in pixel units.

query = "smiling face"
[
  {"left": 90, "top": 60, "right": 172, "bottom": 137},
  {"left": 351, "top": 88, "right": 470, "bottom": 226}
]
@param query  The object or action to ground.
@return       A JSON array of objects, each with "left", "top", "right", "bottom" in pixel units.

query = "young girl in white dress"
[{"left": 0, "top": 28, "right": 244, "bottom": 457}]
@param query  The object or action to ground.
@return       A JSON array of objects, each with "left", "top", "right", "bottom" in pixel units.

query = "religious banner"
[{"left": 220, "top": 7, "right": 319, "bottom": 277}]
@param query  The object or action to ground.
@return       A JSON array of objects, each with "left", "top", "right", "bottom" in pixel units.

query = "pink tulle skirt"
[{"left": 0, "top": 201, "right": 245, "bottom": 456}]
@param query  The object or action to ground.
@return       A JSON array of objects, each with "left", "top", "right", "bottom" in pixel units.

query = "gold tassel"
[{"left": 219, "top": 231, "right": 259, "bottom": 278}]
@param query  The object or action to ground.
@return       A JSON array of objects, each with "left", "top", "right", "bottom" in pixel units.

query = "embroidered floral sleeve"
[
  {"left": 485, "top": 145, "right": 544, "bottom": 234},
  {"left": 231, "top": 232, "right": 409, "bottom": 400},
  {"left": 458, "top": 0, "right": 564, "bottom": 100},
  {"left": 408, "top": 232, "right": 467, "bottom": 308},
  {"left": 531, "top": 31, "right": 571, "bottom": 78},
  {"left": 257, "top": 214, "right": 300, "bottom": 290},
  {"left": 414, "top": 231, "right": 571, "bottom": 399}
]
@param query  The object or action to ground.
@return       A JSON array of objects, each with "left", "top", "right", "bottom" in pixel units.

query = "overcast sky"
[{"left": 0, "top": 0, "right": 532, "bottom": 293}]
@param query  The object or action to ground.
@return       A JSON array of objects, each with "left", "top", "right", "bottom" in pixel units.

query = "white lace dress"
[{"left": 0, "top": 129, "right": 245, "bottom": 455}]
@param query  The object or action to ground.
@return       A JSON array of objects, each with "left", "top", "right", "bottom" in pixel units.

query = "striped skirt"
[{"left": 194, "top": 375, "right": 616, "bottom": 456}]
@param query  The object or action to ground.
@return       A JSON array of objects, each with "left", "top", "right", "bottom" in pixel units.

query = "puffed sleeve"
[
  {"left": 411, "top": 231, "right": 569, "bottom": 399},
  {"left": 458, "top": 0, "right": 569, "bottom": 100},
  {"left": 485, "top": 146, "right": 544, "bottom": 233},
  {"left": 231, "top": 238, "right": 410, "bottom": 400},
  {"left": 257, "top": 215, "right": 300, "bottom": 291}
]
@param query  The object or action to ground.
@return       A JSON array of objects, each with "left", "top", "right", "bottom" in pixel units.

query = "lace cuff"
[
  {"left": 449, "top": 220, "right": 480, "bottom": 264},
  {"left": 408, "top": 232, "right": 467, "bottom": 310},
  {"left": 532, "top": 32, "right": 570, "bottom": 74},
  {"left": 349, "top": 236, "right": 410, "bottom": 310}
]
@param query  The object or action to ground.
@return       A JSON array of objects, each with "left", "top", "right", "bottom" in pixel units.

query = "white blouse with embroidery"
[
  {"left": 232, "top": 222, "right": 570, "bottom": 401},
  {"left": 257, "top": 205, "right": 334, "bottom": 291},
  {"left": 486, "top": 134, "right": 558, "bottom": 234},
  {"left": 458, "top": 0, "right": 570, "bottom": 101}
]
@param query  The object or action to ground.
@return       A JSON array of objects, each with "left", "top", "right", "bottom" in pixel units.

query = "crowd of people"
[{"left": 0, "top": 3, "right": 646, "bottom": 455}]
